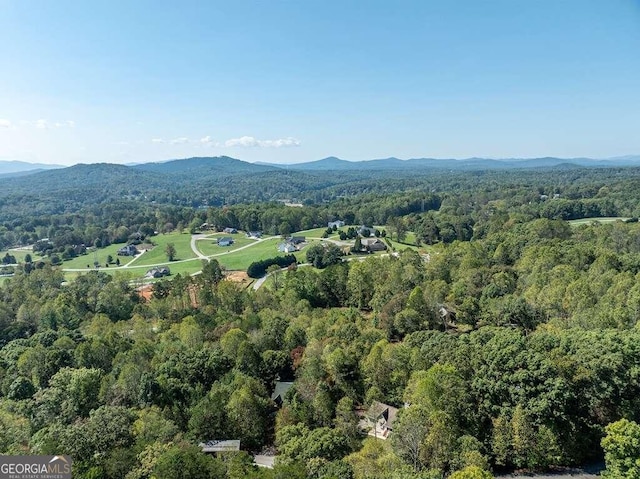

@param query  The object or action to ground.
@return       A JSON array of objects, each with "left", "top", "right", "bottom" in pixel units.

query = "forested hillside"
[{"left": 2, "top": 164, "right": 640, "bottom": 478}]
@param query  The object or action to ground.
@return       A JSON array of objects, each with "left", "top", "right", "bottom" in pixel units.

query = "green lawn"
[
  {"left": 61, "top": 242, "right": 132, "bottom": 269},
  {"left": 296, "top": 226, "right": 336, "bottom": 238},
  {"left": 196, "top": 235, "right": 258, "bottom": 256},
  {"left": 0, "top": 249, "right": 31, "bottom": 264},
  {"left": 569, "top": 217, "right": 629, "bottom": 226},
  {"left": 213, "top": 237, "right": 294, "bottom": 270},
  {"left": 128, "top": 232, "right": 195, "bottom": 267}
]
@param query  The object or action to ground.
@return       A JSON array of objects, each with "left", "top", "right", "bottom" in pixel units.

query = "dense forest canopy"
[{"left": 2, "top": 163, "right": 640, "bottom": 478}]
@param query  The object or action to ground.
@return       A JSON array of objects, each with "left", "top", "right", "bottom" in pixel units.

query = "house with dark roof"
[
  {"left": 223, "top": 227, "right": 238, "bottom": 234},
  {"left": 145, "top": 266, "right": 170, "bottom": 279},
  {"left": 117, "top": 244, "right": 138, "bottom": 256},
  {"left": 361, "top": 238, "right": 387, "bottom": 252},
  {"left": 289, "top": 236, "right": 305, "bottom": 245},
  {"left": 217, "top": 237, "right": 234, "bottom": 247},
  {"left": 247, "top": 231, "right": 262, "bottom": 239}
]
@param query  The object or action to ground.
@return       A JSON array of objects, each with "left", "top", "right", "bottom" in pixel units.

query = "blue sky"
[{"left": 1, "top": 0, "right": 639, "bottom": 165}]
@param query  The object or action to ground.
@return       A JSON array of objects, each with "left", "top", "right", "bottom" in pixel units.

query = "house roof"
[
  {"left": 218, "top": 237, "right": 233, "bottom": 243},
  {"left": 270, "top": 381, "right": 294, "bottom": 402},
  {"left": 368, "top": 401, "right": 399, "bottom": 428},
  {"left": 199, "top": 440, "right": 241, "bottom": 452}
]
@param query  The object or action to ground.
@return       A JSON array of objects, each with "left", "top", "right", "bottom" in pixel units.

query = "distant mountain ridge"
[
  {"left": 0, "top": 160, "right": 64, "bottom": 176},
  {"left": 7, "top": 155, "right": 640, "bottom": 176},
  {"left": 275, "top": 155, "right": 640, "bottom": 171}
]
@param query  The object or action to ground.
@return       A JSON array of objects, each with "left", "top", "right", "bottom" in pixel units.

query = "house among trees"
[
  {"left": 439, "top": 306, "right": 457, "bottom": 328},
  {"left": 362, "top": 401, "right": 398, "bottom": 439},
  {"left": 361, "top": 238, "right": 387, "bottom": 252},
  {"left": 358, "top": 225, "right": 375, "bottom": 237},
  {"left": 223, "top": 227, "right": 238, "bottom": 234},
  {"left": 199, "top": 440, "right": 241, "bottom": 454},
  {"left": 247, "top": 231, "right": 262, "bottom": 238},
  {"left": 217, "top": 237, "right": 234, "bottom": 247},
  {"left": 270, "top": 381, "right": 294, "bottom": 407},
  {"left": 288, "top": 236, "right": 305, "bottom": 245},
  {"left": 328, "top": 220, "right": 345, "bottom": 229},
  {"left": 145, "top": 266, "right": 170, "bottom": 279},
  {"left": 117, "top": 244, "right": 138, "bottom": 256}
]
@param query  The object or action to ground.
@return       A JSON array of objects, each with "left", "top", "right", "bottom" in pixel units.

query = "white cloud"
[
  {"left": 224, "top": 135, "right": 301, "bottom": 148},
  {"left": 170, "top": 137, "right": 189, "bottom": 145},
  {"left": 200, "top": 135, "right": 212, "bottom": 144},
  {"left": 225, "top": 136, "right": 260, "bottom": 147},
  {"left": 0, "top": 119, "right": 11, "bottom": 128},
  {"left": 260, "top": 137, "right": 301, "bottom": 147},
  {"left": 151, "top": 138, "right": 165, "bottom": 143},
  {"left": 35, "top": 119, "right": 49, "bottom": 129}
]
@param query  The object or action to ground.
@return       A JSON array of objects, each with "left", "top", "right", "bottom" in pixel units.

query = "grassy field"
[
  {"left": 569, "top": 217, "right": 629, "bottom": 226},
  {"left": 128, "top": 232, "right": 195, "bottom": 267},
  {"left": 0, "top": 249, "right": 31, "bottom": 264},
  {"left": 212, "top": 237, "right": 312, "bottom": 271},
  {"left": 61, "top": 242, "right": 132, "bottom": 269},
  {"left": 195, "top": 235, "right": 258, "bottom": 256}
]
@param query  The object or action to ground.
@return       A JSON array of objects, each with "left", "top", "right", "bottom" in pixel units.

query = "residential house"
[
  {"left": 289, "top": 236, "right": 305, "bottom": 245},
  {"left": 218, "top": 237, "right": 234, "bottom": 247},
  {"left": 361, "top": 238, "right": 387, "bottom": 252},
  {"left": 145, "top": 266, "right": 171, "bottom": 279},
  {"left": 247, "top": 231, "right": 262, "bottom": 239},
  {"left": 278, "top": 242, "right": 297, "bottom": 253},
  {"left": 223, "top": 227, "right": 238, "bottom": 234},
  {"left": 328, "top": 220, "right": 345, "bottom": 229},
  {"left": 358, "top": 225, "right": 375, "bottom": 237},
  {"left": 363, "top": 401, "right": 399, "bottom": 439},
  {"left": 199, "top": 440, "right": 241, "bottom": 454},
  {"left": 117, "top": 244, "right": 138, "bottom": 256},
  {"left": 270, "top": 381, "right": 294, "bottom": 407}
]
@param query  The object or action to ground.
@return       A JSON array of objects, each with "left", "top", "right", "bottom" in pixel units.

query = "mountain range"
[
  {"left": 3, "top": 155, "right": 640, "bottom": 179},
  {"left": 0, "top": 160, "right": 65, "bottom": 178}
]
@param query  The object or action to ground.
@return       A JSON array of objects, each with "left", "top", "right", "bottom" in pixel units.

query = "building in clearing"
[
  {"left": 145, "top": 266, "right": 170, "bottom": 278},
  {"left": 217, "top": 237, "right": 234, "bottom": 247},
  {"left": 117, "top": 244, "right": 138, "bottom": 256},
  {"left": 328, "top": 220, "right": 345, "bottom": 229},
  {"left": 278, "top": 242, "right": 297, "bottom": 253},
  {"left": 361, "top": 238, "right": 387, "bottom": 252}
]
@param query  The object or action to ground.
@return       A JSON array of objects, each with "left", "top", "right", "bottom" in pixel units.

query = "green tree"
[
  {"left": 267, "top": 264, "right": 282, "bottom": 291},
  {"left": 449, "top": 466, "right": 494, "bottom": 479},
  {"left": 165, "top": 243, "right": 177, "bottom": 261},
  {"left": 602, "top": 419, "right": 640, "bottom": 479},
  {"left": 153, "top": 442, "right": 225, "bottom": 479}
]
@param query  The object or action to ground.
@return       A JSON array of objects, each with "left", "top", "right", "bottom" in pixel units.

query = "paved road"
[{"left": 190, "top": 234, "right": 209, "bottom": 259}]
